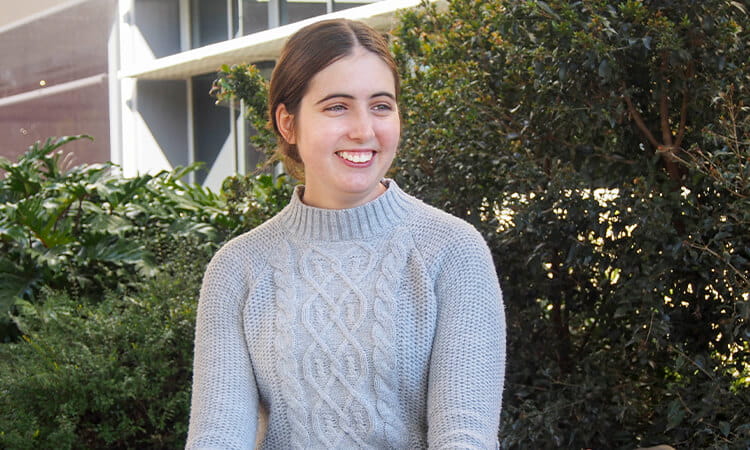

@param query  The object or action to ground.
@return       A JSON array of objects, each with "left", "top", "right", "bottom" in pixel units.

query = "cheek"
[
  {"left": 377, "top": 119, "right": 401, "bottom": 148},
  {"left": 298, "top": 116, "right": 346, "bottom": 143},
  {"left": 295, "top": 119, "right": 340, "bottom": 164}
]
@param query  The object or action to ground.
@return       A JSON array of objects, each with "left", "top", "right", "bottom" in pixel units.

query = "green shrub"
[
  {"left": 211, "top": 64, "right": 277, "bottom": 158},
  {"left": 0, "top": 136, "right": 294, "bottom": 447},
  {"left": 0, "top": 236, "right": 207, "bottom": 449},
  {"left": 393, "top": 0, "right": 750, "bottom": 448},
  {"left": 221, "top": 172, "right": 294, "bottom": 230},
  {"left": 0, "top": 136, "right": 238, "bottom": 341}
]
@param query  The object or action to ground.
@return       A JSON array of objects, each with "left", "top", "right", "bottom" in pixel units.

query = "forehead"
[{"left": 305, "top": 48, "right": 396, "bottom": 97}]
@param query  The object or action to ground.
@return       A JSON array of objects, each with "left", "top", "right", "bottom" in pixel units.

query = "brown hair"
[{"left": 268, "top": 18, "right": 400, "bottom": 181}]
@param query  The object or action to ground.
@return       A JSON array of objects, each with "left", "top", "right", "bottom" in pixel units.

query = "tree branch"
[
  {"left": 683, "top": 239, "right": 750, "bottom": 286},
  {"left": 674, "top": 61, "right": 694, "bottom": 150},
  {"left": 623, "top": 92, "right": 660, "bottom": 148}
]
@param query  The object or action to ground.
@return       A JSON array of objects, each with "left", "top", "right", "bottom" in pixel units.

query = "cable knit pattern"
[
  {"left": 187, "top": 180, "right": 506, "bottom": 449},
  {"left": 269, "top": 241, "right": 309, "bottom": 448},
  {"left": 299, "top": 243, "right": 373, "bottom": 448},
  {"left": 372, "top": 238, "right": 410, "bottom": 449}
]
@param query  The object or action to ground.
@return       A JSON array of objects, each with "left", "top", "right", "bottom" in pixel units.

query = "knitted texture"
[{"left": 187, "top": 180, "right": 506, "bottom": 449}]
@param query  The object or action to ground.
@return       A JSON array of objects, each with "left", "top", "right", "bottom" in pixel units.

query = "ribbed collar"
[{"left": 278, "top": 179, "right": 414, "bottom": 242}]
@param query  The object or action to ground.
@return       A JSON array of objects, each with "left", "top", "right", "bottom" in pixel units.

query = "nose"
[{"left": 348, "top": 108, "right": 375, "bottom": 142}]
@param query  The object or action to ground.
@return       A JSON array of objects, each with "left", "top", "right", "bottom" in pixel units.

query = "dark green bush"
[{"left": 393, "top": 0, "right": 750, "bottom": 448}]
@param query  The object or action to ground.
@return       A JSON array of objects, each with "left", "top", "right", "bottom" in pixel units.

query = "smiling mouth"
[{"left": 336, "top": 150, "right": 374, "bottom": 163}]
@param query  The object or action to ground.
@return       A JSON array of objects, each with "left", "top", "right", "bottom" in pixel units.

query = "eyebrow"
[{"left": 315, "top": 92, "right": 396, "bottom": 105}]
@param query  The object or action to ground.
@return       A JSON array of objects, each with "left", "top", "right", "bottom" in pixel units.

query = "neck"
[{"left": 301, "top": 181, "right": 387, "bottom": 210}]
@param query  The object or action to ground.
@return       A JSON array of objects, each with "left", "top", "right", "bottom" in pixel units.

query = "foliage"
[
  {"left": 221, "top": 172, "right": 294, "bottom": 231},
  {"left": 211, "top": 64, "right": 278, "bottom": 160},
  {"left": 0, "top": 136, "right": 237, "bottom": 341},
  {"left": 680, "top": 88, "right": 750, "bottom": 289},
  {"left": 393, "top": 0, "right": 749, "bottom": 448},
  {"left": 211, "top": 66, "right": 296, "bottom": 224},
  {"left": 0, "top": 237, "right": 207, "bottom": 449},
  {"left": 210, "top": 65, "right": 297, "bottom": 224},
  {"left": 0, "top": 136, "right": 293, "bottom": 447}
]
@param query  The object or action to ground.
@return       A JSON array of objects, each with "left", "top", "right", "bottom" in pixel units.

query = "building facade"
[
  {"left": 1, "top": 0, "right": 421, "bottom": 190},
  {"left": 0, "top": 0, "right": 115, "bottom": 165}
]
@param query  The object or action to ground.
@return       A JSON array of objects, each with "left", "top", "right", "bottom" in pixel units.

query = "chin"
[{"left": 337, "top": 174, "right": 380, "bottom": 188}]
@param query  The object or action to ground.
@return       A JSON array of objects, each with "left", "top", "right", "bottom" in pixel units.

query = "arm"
[
  {"left": 186, "top": 245, "right": 259, "bottom": 450},
  {"left": 427, "top": 230, "right": 506, "bottom": 449}
]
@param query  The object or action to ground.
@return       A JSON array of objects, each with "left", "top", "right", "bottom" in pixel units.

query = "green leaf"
[
  {"left": 87, "top": 213, "right": 135, "bottom": 236},
  {"left": 598, "top": 59, "right": 612, "bottom": 79},
  {"left": 730, "top": 1, "right": 747, "bottom": 14},
  {"left": 536, "top": 1, "right": 560, "bottom": 20},
  {"left": 0, "top": 266, "right": 39, "bottom": 315},
  {"left": 79, "top": 235, "right": 146, "bottom": 264},
  {"left": 666, "top": 399, "right": 685, "bottom": 431}
]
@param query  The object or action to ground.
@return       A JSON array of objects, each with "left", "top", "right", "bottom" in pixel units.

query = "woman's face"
[{"left": 277, "top": 46, "right": 400, "bottom": 209}]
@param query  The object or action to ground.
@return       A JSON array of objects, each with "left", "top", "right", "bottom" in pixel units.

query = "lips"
[{"left": 336, "top": 150, "right": 375, "bottom": 164}]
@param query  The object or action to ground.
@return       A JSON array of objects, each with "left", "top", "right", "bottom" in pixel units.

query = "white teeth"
[{"left": 338, "top": 151, "right": 373, "bottom": 163}]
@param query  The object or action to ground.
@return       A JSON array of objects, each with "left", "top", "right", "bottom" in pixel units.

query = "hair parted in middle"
[{"left": 268, "top": 18, "right": 400, "bottom": 181}]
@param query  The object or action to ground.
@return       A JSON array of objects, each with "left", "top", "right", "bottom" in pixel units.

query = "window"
[
  {"left": 189, "top": 0, "right": 384, "bottom": 47},
  {"left": 134, "top": 0, "right": 182, "bottom": 58},
  {"left": 189, "top": 61, "right": 272, "bottom": 186},
  {"left": 191, "top": 0, "right": 269, "bottom": 48},
  {"left": 191, "top": 0, "right": 229, "bottom": 48},
  {"left": 240, "top": 0, "right": 270, "bottom": 36},
  {"left": 284, "top": 0, "right": 383, "bottom": 26},
  {"left": 192, "top": 73, "right": 234, "bottom": 185}
]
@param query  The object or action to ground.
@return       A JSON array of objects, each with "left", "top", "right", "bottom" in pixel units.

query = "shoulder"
[
  {"left": 399, "top": 192, "right": 502, "bottom": 309},
  {"left": 203, "top": 212, "right": 287, "bottom": 286},
  {"left": 401, "top": 192, "right": 490, "bottom": 262}
]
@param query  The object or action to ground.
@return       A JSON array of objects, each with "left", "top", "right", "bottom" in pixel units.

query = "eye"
[
  {"left": 324, "top": 104, "right": 347, "bottom": 112},
  {"left": 372, "top": 102, "right": 395, "bottom": 113}
]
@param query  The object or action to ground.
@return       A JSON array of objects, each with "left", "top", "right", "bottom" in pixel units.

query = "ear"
[{"left": 275, "top": 103, "right": 296, "bottom": 145}]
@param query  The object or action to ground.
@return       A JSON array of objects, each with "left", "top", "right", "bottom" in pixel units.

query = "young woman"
[{"left": 187, "top": 18, "right": 506, "bottom": 449}]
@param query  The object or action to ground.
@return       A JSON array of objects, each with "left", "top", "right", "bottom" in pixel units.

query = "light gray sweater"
[{"left": 187, "top": 180, "right": 505, "bottom": 449}]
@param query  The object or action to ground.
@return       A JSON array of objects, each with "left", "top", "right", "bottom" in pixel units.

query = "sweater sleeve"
[
  {"left": 186, "top": 244, "right": 259, "bottom": 450},
  {"left": 427, "top": 228, "right": 506, "bottom": 449}
]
